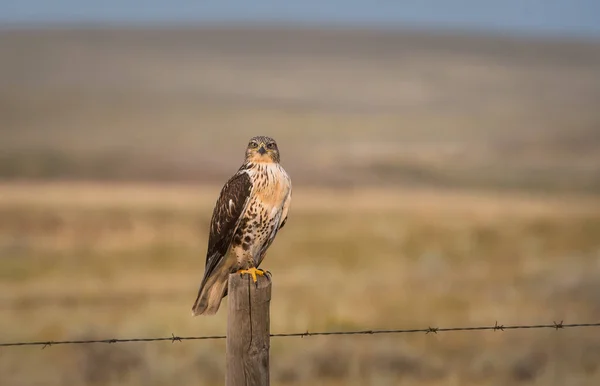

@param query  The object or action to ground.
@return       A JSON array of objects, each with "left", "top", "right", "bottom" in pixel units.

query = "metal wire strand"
[{"left": 1, "top": 321, "right": 599, "bottom": 349}]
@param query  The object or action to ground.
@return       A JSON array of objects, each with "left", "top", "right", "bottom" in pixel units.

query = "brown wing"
[{"left": 200, "top": 171, "right": 253, "bottom": 286}]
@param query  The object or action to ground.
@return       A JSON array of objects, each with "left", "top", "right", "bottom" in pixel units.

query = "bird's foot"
[{"left": 236, "top": 267, "right": 267, "bottom": 283}]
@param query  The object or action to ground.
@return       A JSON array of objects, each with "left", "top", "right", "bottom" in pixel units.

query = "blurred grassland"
[
  {"left": 1, "top": 27, "right": 600, "bottom": 192},
  {"left": 1, "top": 26, "right": 600, "bottom": 386},
  {"left": 1, "top": 182, "right": 600, "bottom": 385}
]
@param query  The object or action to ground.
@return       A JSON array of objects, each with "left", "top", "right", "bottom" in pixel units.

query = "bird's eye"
[
  {"left": 266, "top": 143, "right": 275, "bottom": 149},
  {"left": 249, "top": 141, "right": 258, "bottom": 148}
]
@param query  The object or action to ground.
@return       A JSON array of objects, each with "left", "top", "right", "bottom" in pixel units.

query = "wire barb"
[{"left": 1, "top": 321, "right": 598, "bottom": 348}]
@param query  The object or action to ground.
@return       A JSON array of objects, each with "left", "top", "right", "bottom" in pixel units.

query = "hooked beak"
[{"left": 258, "top": 146, "right": 267, "bottom": 155}]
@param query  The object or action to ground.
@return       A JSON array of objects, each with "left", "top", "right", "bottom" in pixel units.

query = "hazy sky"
[{"left": 1, "top": 0, "right": 600, "bottom": 38}]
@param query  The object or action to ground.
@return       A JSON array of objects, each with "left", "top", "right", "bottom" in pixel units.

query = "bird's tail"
[{"left": 191, "top": 267, "right": 230, "bottom": 316}]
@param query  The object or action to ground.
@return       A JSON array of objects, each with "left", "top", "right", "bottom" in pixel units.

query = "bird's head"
[{"left": 245, "top": 136, "right": 280, "bottom": 164}]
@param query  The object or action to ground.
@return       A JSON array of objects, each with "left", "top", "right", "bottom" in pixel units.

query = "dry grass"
[
  {"left": 1, "top": 25, "right": 600, "bottom": 386},
  {"left": 1, "top": 182, "right": 599, "bottom": 386}
]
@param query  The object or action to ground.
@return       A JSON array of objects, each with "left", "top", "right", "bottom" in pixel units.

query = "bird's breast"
[{"left": 253, "top": 165, "right": 291, "bottom": 208}]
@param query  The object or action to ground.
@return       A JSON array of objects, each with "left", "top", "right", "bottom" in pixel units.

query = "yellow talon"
[{"left": 236, "top": 267, "right": 265, "bottom": 283}]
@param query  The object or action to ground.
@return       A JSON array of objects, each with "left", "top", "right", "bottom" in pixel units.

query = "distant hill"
[{"left": 1, "top": 26, "right": 599, "bottom": 192}]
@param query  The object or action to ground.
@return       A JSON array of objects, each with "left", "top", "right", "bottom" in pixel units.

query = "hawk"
[{"left": 191, "top": 136, "right": 292, "bottom": 316}]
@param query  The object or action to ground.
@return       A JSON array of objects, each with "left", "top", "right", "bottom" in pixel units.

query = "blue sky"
[{"left": 1, "top": 0, "right": 600, "bottom": 38}]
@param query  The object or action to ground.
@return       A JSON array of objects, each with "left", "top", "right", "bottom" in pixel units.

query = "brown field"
[
  {"left": 1, "top": 182, "right": 599, "bottom": 386},
  {"left": 1, "top": 25, "right": 600, "bottom": 386}
]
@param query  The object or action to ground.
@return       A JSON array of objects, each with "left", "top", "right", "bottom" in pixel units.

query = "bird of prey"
[{"left": 191, "top": 136, "right": 292, "bottom": 316}]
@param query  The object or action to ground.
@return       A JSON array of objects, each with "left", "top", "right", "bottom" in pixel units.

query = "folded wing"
[{"left": 201, "top": 171, "right": 253, "bottom": 287}]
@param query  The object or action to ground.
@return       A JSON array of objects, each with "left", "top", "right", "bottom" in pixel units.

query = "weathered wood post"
[{"left": 226, "top": 272, "right": 271, "bottom": 386}]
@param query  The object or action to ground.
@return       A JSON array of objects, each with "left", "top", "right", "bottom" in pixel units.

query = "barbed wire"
[{"left": 1, "top": 321, "right": 599, "bottom": 349}]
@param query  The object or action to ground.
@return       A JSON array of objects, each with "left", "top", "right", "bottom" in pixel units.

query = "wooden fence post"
[{"left": 226, "top": 272, "right": 271, "bottom": 386}]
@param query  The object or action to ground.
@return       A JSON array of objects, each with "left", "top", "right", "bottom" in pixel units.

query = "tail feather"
[{"left": 191, "top": 269, "right": 230, "bottom": 316}]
